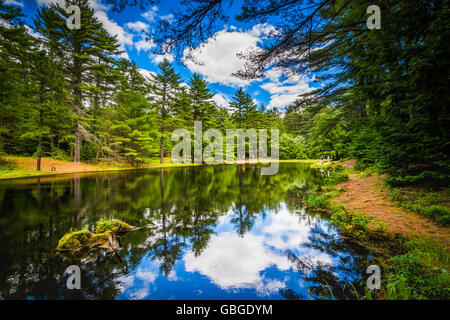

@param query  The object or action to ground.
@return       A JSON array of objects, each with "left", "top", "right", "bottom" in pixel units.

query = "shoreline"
[
  {"left": 305, "top": 159, "right": 449, "bottom": 299},
  {"left": 0, "top": 157, "right": 324, "bottom": 180}
]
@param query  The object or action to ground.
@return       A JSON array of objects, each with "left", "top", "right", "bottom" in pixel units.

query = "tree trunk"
[
  {"left": 37, "top": 109, "right": 43, "bottom": 171},
  {"left": 160, "top": 123, "right": 164, "bottom": 164},
  {"left": 74, "top": 121, "right": 81, "bottom": 164}
]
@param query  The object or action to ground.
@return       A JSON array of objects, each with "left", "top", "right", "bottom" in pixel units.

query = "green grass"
[
  {"left": 386, "top": 185, "right": 450, "bottom": 226},
  {"left": 0, "top": 169, "right": 51, "bottom": 179},
  {"left": 0, "top": 156, "right": 203, "bottom": 180}
]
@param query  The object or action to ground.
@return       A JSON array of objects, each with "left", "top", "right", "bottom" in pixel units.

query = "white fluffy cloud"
[
  {"left": 5, "top": 0, "right": 24, "bottom": 6},
  {"left": 35, "top": 0, "right": 64, "bottom": 6},
  {"left": 183, "top": 208, "right": 332, "bottom": 294},
  {"left": 141, "top": 5, "right": 158, "bottom": 22},
  {"left": 134, "top": 37, "right": 155, "bottom": 53},
  {"left": 182, "top": 24, "right": 313, "bottom": 108},
  {"left": 182, "top": 24, "right": 272, "bottom": 87},
  {"left": 94, "top": 11, "right": 134, "bottom": 59},
  {"left": 150, "top": 52, "right": 174, "bottom": 64},
  {"left": 125, "top": 21, "right": 150, "bottom": 33},
  {"left": 137, "top": 68, "right": 155, "bottom": 80},
  {"left": 261, "top": 69, "right": 314, "bottom": 109},
  {"left": 212, "top": 93, "right": 230, "bottom": 108}
]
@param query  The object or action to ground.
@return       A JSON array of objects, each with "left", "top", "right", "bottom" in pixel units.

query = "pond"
[{"left": 0, "top": 163, "right": 371, "bottom": 300}]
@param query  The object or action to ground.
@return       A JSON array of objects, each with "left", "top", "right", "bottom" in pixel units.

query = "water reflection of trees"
[
  {"left": 281, "top": 220, "right": 373, "bottom": 300},
  {"left": 0, "top": 163, "right": 362, "bottom": 299}
]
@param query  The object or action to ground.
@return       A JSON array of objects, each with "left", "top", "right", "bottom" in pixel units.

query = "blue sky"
[{"left": 14, "top": 0, "right": 317, "bottom": 110}]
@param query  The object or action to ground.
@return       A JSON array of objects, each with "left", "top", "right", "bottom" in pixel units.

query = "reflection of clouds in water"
[
  {"left": 117, "top": 259, "right": 160, "bottom": 299},
  {"left": 183, "top": 207, "right": 332, "bottom": 294},
  {"left": 129, "top": 287, "right": 149, "bottom": 300},
  {"left": 263, "top": 208, "right": 311, "bottom": 250},
  {"left": 184, "top": 231, "right": 290, "bottom": 291},
  {"left": 167, "top": 270, "right": 179, "bottom": 281}
]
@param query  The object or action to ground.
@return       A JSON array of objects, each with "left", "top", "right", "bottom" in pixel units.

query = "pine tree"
[
  {"left": 229, "top": 88, "right": 257, "bottom": 129},
  {"left": 0, "top": 0, "right": 34, "bottom": 155},
  {"left": 34, "top": 0, "right": 121, "bottom": 164},
  {"left": 188, "top": 73, "right": 216, "bottom": 128},
  {"left": 150, "top": 59, "right": 181, "bottom": 164}
]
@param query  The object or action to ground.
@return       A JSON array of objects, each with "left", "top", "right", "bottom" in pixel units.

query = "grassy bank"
[
  {"left": 0, "top": 156, "right": 322, "bottom": 180},
  {"left": 0, "top": 156, "right": 205, "bottom": 180},
  {"left": 306, "top": 163, "right": 450, "bottom": 300}
]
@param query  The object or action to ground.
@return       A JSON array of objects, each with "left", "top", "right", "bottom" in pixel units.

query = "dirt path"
[{"left": 334, "top": 160, "right": 449, "bottom": 246}]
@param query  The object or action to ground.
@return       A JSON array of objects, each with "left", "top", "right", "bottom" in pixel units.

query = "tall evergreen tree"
[
  {"left": 188, "top": 73, "right": 216, "bottom": 128},
  {"left": 229, "top": 88, "right": 257, "bottom": 129},
  {"left": 34, "top": 0, "right": 121, "bottom": 164},
  {"left": 150, "top": 59, "right": 181, "bottom": 164},
  {"left": 0, "top": 0, "right": 33, "bottom": 155}
]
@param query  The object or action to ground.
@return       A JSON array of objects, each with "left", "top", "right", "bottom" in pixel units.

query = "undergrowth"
[{"left": 307, "top": 162, "right": 450, "bottom": 300}]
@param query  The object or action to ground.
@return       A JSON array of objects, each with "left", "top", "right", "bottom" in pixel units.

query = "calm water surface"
[{"left": 0, "top": 163, "right": 370, "bottom": 299}]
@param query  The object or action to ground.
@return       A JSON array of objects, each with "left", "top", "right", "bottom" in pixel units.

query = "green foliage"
[
  {"left": 386, "top": 185, "right": 450, "bottom": 226},
  {"left": 0, "top": 157, "right": 16, "bottom": 170},
  {"left": 49, "top": 147, "right": 68, "bottom": 161},
  {"left": 374, "top": 220, "right": 388, "bottom": 238},
  {"left": 329, "top": 208, "right": 370, "bottom": 240},
  {"left": 229, "top": 88, "right": 257, "bottom": 129},
  {"left": 386, "top": 238, "right": 450, "bottom": 300},
  {"left": 425, "top": 206, "right": 450, "bottom": 225},
  {"left": 323, "top": 165, "right": 349, "bottom": 186},
  {"left": 279, "top": 133, "right": 308, "bottom": 160},
  {"left": 306, "top": 193, "right": 329, "bottom": 209},
  {"left": 81, "top": 141, "right": 97, "bottom": 161}
]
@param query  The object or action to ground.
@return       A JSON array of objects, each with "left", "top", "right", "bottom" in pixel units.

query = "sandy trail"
[{"left": 334, "top": 160, "right": 449, "bottom": 246}]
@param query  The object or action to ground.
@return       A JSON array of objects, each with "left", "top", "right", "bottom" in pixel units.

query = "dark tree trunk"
[
  {"left": 74, "top": 121, "right": 81, "bottom": 164},
  {"left": 160, "top": 123, "right": 164, "bottom": 164},
  {"left": 37, "top": 109, "right": 43, "bottom": 171}
]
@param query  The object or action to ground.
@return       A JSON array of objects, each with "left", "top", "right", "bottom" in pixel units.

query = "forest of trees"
[
  {"left": 0, "top": 0, "right": 449, "bottom": 183},
  {"left": 0, "top": 0, "right": 307, "bottom": 168}
]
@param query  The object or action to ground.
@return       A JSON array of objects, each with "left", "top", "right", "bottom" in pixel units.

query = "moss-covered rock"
[
  {"left": 95, "top": 219, "right": 132, "bottom": 234},
  {"left": 91, "top": 230, "right": 113, "bottom": 243},
  {"left": 57, "top": 230, "right": 94, "bottom": 250},
  {"left": 56, "top": 219, "right": 140, "bottom": 252}
]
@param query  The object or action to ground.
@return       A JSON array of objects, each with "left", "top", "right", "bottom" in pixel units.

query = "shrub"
[
  {"left": 425, "top": 206, "right": 450, "bottom": 225},
  {"left": 0, "top": 157, "right": 16, "bottom": 171},
  {"left": 386, "top": 238, "right": 450, "bottom": 299},
  {"left": 324, "top": 171, "right": 349, "bottom": 185},
  {"left": 306, "top": 193, "right": 330, "bottom": 209},
  {"left": 329, "top": 208, "right": 370, "bottom": 239}
]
